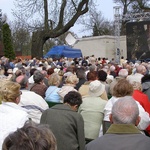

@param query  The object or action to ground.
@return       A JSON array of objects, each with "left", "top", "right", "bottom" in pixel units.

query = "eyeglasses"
[
  {"left": 16, "top": 91, "right": 22, "bottom": 98},
  {"left": 19, "top": 91, "right": 22, "bottom": 96}
]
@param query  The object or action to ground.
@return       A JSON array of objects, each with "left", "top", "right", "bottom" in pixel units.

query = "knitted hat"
[{"left": 88, "top": 80, "right": 105, "bottom": 97}]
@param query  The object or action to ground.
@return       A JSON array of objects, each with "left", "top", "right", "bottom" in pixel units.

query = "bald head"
[
  {"left": 111, "top": 96, "right": 139, "bottom": 125},
  {"left": 136, "top": 65, "right": 146, "bottom": 74},
  {"left": 16, "top": 75, "right": 28, "bottom": 89}
]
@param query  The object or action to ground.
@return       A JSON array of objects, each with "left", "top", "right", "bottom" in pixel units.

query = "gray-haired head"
[
  {"left": 89, "top": 65, "right": 96, "bottom": 72},
  {"left": 111, "top": 96, "right": 139, "bottom": 125},
  {"left": 33, "top": 70, "right": 44, "bottom": 84},
  {"left": 118, "top": 69, "right": 128, "bottom": 78}
]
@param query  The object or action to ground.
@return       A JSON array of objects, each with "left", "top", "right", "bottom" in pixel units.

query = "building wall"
[{"left": 73, "top": 35, "right": 127, "bottom": 60}]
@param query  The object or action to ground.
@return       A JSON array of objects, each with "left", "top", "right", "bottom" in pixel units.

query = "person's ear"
[
  {"left": 135, "top": 116, "right": 141, "bottom": 126},
  {"left": 72, "top": 105, "right": 78, "bottom": 111},
  {"left": 109, "top": 114, "right": 113, "bottom": 123},
  {"left": 15, "top": 97, "right": 20, "bottom": 104}
]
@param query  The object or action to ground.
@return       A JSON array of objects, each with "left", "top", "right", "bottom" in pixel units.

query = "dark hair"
[
  {"left": 47, "top": 68, "right": 54, "bottom": 75},
  {"left": 97, "top": 70, "right": 107, "bottom": 82},
  {"left": 76, "top": 67, "right": 86, "bottom": 79},
  {"left": 30, "top": 68, "right": 37, "bottom": 76},
  {"left": 15, "top": 70, "right": 23, "bottom": 77},
  {"left": 2, "top": 121, "right": 57, "bottom": 150},
  {"left": 141, "top": 74, "right": 150, "bottom": 83},
  {"left": 33, "top": 71, "right": 44, "bottom": 84},
  {"left": 19, "top": 67, "right": 26, "bottom": 75},
  {"left": 86, "top": 71, "right": 97, "bottom": 81},
  {"left": 39, "top": 64, "right": 44, "bottom": 67},
  {"left": 64, "top": 91, "right": 82, "bottom": 107}
]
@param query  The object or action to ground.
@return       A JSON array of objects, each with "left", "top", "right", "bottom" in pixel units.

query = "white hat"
[
  {"left": 88, "top": 80, "right": 105, "bottom": 97},
  {"left": 13, "top": 67, "right": 18, "bottom": 74},
  {"left": 7, "top": 69, "right": 13, "bottom": 74},
  {"left": 54, "top": 68, "right": 60, "bottom": 73}
]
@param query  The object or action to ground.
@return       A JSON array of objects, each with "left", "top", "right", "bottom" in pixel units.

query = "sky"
[{"left": 0, "top": 0, "right": 117, "bottom": 37}]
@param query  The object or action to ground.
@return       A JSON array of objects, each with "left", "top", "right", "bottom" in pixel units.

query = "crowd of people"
[{"left": 0, "top": 55, "right": 150, "bottom": 150}]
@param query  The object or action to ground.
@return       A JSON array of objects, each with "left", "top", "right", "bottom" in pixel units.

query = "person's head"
[
  {"left": 41, "top": 70, "right": 47, "bottom": 77},
  {"left": 146, "top": 63, "right": 150, "bottom": 71},
  {"left": 66, "top": 66, "right": 75, "bottom": 74},
  {"left": 118, "top": 69, "right": 128, "bottom": 78},
  {"left": 131, "top": 81, "right": 142, "bottom": 91},
  {"left": 88, "top": 80, "right": 105, "bottom": 97},
  {"left": 65, "top": 74, "right": 79, "bottom": 85},
  {"left": 47, "top": 68, "right": 54, "bottom": 76},
  {"left": 110, "top": 96, "right": 140, "bottom": 126},
  {"left": 86, "top": 71, "right": 97, "bottom": 81},
  {"left": 0, "top": 80, "right": 21, "bottom": 104},
  {"left": 110, "top": 65, "right": 115, "bottom": 72},
  {"left": 2, "top": 121, "right": 57, "bottom": 150},
  {"left": 33, "top": 70, "right": 44, "bottom": 84},
  {"left": 89, "top": 65, "right": 96, "bottom": 72},
  {"left": 113, "top": 79, "right": 133, "bottom": 97},
  {"left": 64, "top": 91, "right": 82, "bottom": 111},
  {"left": 30, "top": 68, "right": 37, "bottom": 76},
  {"left": 16, "top": 75, "right": 28, "bottom": 89},
  {"left": 136, "top": 65, "right": 146, "bottom": 74},
  {"left": 19, "top": 67, "right": 26, "bottom": 75},
  {"left": 141, "top": 74, "right": 150, "bottom": 83},
  {"left": 97, "top": 70, "right": 107, "bottom": 82},
  {"left": 76, "top": 67, "right": 86, "bottom": 79},
  {"left": 48, "top": 73, "right": 60, "bottom": 86},
  {"left": 15, "top": 69, "right": 23, "bottom": 77}
]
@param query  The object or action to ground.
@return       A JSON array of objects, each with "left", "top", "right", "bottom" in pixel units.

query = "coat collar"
[
  {"left": 51, "top": 104, "right": 75, "bottom": 112},
  {"left": 106, "top": 124, "right": 141, "bottom": 134}
]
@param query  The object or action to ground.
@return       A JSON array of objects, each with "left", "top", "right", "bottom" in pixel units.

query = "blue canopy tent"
[{"left": 44, "top": 45, "right": 82, "bottom": 58}]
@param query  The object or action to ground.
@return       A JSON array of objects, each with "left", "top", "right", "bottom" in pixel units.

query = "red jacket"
[{"left": 133, "top": 90, "right": 150, "bottom": 134}]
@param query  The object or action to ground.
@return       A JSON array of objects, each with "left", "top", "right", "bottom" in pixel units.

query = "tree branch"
[
  {"left": 54, "top": 0, "right": 89, "bottom": 37},
  {"left": 57, "top": 0, "right": 67, "bottom": 28},
  {"left": 44, "top": 0, "right": 49, "bottom": 30}
]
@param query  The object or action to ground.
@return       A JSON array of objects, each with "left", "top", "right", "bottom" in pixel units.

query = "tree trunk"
[
  {"left": 31, "top": 31, "right": 48, "bottom": 58},
  {"left": 30, "top": 0, "right": 89, "bottom": 58}
]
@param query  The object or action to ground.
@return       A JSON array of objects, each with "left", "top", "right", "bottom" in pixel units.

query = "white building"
[{"left": 73, "top": 35, "right": 127, "bottom": 60}]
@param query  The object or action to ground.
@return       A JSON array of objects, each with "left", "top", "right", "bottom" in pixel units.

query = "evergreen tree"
[{"left": 2, "top": 23, "right": 15, "bottom": 60}]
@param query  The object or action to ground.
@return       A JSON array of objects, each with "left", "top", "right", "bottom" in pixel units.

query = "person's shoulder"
[
  {"left": 22, "top": 90, "right": 43, "bottom": 98},
  {"left": 85, "top": 137, "right": 105, "bottom": 150},
  {"left": 137, "top": 133, "right": 150, "bottom": 142},
  {"left": 21, "top": 90, "right": 48, "bottom": 105}
]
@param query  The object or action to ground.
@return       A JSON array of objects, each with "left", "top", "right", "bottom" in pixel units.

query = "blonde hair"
[
  {"left": 0, "top": 81, "right": 21, "bottom": 103},
  {"left": 132, "top": 81, "right": 142, "bottom": 91},
  {"left": 65, "top": 74, "right": 79, "bottom": 85},
  {"left": 48, "top": 73, "right": 60, "bottom": 86}
]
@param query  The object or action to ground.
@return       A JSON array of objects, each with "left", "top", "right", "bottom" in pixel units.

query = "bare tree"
[
  {"left": 113, "top": 0, "right": 135, "bottom": 35},
  {"left": 78, "top": 4, "right": 114, "bottom": 36},
  {"left": 13, "top": 0, "right": 93, "bottom": 58},
  {"left": 11, "top": 20, "right": 32, "bottom": 56},
  {"left": 131, "top": 0, "right": 150, "bottom": 12}
]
